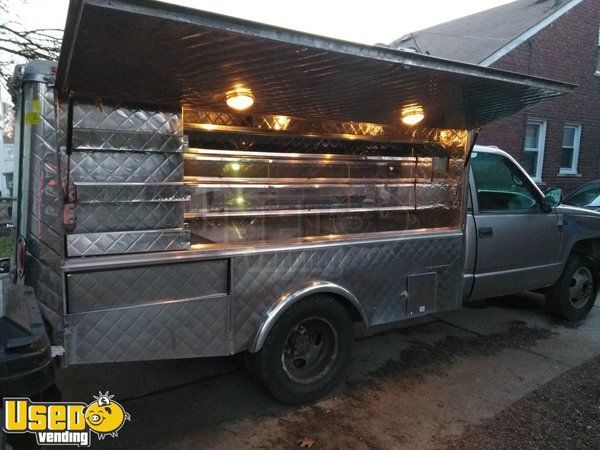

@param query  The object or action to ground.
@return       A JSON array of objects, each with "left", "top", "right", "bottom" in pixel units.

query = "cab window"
[{"left": 471, "top": 152, "right": 539, "bottom": 212}]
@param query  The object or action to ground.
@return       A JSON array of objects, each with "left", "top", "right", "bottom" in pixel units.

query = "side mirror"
[{"left": 544, "top": 187, "right": 562, "bottom": 207}]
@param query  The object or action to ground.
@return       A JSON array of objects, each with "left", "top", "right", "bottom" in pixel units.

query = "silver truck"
[
  {"left": 465, "top": 146, "right": 599, "bottom": 321},
  {"left": 0, "top": 0, "right": 593, "bottom": 406}
]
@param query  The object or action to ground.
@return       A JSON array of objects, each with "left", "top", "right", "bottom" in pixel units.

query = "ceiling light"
[
  {"left": 226, "top": 87, "right": 254, "bottom": 111},
  {"left": 401, "top": 104, "right": 425, "bottom": 126}
]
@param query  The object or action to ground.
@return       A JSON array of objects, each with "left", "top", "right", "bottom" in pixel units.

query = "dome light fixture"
[
  {"left": 225, "top": 87, "right": 254, "bottom": 111},
  {"left": 401, "top": 104, "right": 425, "bottom": 126}
]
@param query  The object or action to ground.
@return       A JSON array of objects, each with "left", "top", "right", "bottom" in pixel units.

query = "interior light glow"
[
  {"left": 273, "top": 115, "right": 291, "bottom": 131},
  {"left": 226, "top": 87, "right": 254, "bottom": 111},
  {"left": 401, "top": 104, "right": 425, "bottom": 126}
]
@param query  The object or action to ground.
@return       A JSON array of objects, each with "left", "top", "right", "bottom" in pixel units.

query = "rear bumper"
[{"left": 0, "top": 283, "right": 55, "bottom": 397}]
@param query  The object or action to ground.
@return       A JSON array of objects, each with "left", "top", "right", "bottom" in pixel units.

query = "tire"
[
  {"left": 546, "top": 255, "right": 598, "bottom": 321},
  {"left": 248, "top": 295, "right": 354, "bottom": 405}
]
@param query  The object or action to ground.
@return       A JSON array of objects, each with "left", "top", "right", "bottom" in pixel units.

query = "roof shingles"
[{"left": 390, "top": 0, "right": 576, "bottom": 64}]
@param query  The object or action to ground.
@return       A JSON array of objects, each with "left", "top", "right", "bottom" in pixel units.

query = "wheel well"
[
  {"left": 322, "top": 292, "right": 365, "bottom": 324},
  {"left": 571, "top": 239, "right": 600, "bottom": 264}
]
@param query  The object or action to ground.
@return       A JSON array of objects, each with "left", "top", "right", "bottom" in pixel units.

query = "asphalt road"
[{"left": 53, "top": 292, "right": 600, "bottom": 449}]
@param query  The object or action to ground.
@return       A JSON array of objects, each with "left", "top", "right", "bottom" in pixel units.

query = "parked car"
[{"left": 563, "top": 180, "right": 600, "bottom": 211}]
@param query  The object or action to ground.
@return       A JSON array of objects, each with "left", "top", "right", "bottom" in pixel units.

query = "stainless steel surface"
[
  {"left": 187, "top": 148, "right": 432, "bottom": 162},
  {"left": 72, "top": 103, "right": 182, "bottom": 134},
  {"left": 69, "top": 151, "right": 183, "bottom": 183},
  {"left": 19, "top": 79, "right": 65, "bottom": 317},
  {"left": 407, "top": 272, "right": 437, "bottom": 317},
  {"left": 66, "top": 259, "right": 227, "bottom": 314},
  {"left": 233, "top": 234, "right": 464, "bottom": 352},
  {"left": 250, "top": 280, "right": 367, "bottom": 352},
  {"left": 184, "top": 141, "right": 464, "bottom": 246},
  {"left": 185, "top": 110, "right": 449, "bottom": 145},
  {"left": 63, "top": 233, "right": 462, "bottom": 361},
  {"left": 65, "top": 295, "right": 230, "bottom": 364},
  {"left": 62, "top": 229, "right": 463, "bottom": 273},
  {"left": 75, "top": 182, "right": 189, "bottom": 204},
  {"left": 185, "top": 206, "right": 421, "bottom": 219},
  {"left": 72, "top": 129, "right": 188, "bottom": 153},
  {"left": 66, "top": 229, "right": 190, "bottom": 257},
  {"left": 57, "top": 0, "right": 573, "bottom": 129},
  {"left": 67, "top": 103, "right": 189, "bottom": 256},
  {"left": 73, "top": 203, "right": 184, "bottom": 233}
]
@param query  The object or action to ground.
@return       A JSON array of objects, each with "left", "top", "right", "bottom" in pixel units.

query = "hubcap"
[
  {"left": 281, "top": 317, "right": 338, "bottom": 384},
  {"left": 569, "top": 266, "right": 594, "bottom": 309}
]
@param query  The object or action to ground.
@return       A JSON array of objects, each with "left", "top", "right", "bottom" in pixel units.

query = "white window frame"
[
  {"left": 523, "top": 119, "right": 547, "bottom": 183},
  {"left": 559, "top": 123, "right": 582, "bottom": 175}
]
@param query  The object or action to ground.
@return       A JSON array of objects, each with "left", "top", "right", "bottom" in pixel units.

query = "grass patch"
[{"left": 0, "top": 234, "right": 13, "bottom": 259}]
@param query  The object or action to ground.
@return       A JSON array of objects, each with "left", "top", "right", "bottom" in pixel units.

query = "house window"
[
  {"left": 560, "top": 124, "right": 582, "bottom": 174},
  {"left": 522, "top": 120, "right": 546, "bottom": 182}
]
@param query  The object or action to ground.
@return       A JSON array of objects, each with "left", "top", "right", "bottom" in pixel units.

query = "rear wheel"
[
  {"left": 248, "top": 296, "right": 354, "bottom": 405},
  {"left": 546, "top": 256, "right": 598, "bottom": 321}
]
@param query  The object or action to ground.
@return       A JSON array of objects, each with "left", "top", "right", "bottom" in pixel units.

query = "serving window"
[{"left": 183, "top": 129, "right": 466, "bottom": 249}]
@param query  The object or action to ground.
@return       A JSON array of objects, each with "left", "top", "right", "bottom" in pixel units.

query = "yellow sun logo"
[{"left": 84, "top": 392, "right": 130, "bottom": 439}]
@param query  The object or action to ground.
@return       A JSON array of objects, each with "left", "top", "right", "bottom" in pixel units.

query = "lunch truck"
[{"left": 2, "top": 0, "right": 599, "bottom": 405}]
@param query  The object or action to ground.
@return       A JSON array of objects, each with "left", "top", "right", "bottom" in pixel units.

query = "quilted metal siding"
[
  {"left": 69, "top": 151, "right": 183, "bottom": 183},
  {"left": 72, "top": 203, "right": 184, "bottom": 233},
  {"left": 72, "top": 129, "right": 187, "bottom": 153},
  {"left": 66, "top": 296, "right": 230, "bottom": 364},
  {"left": 231, "top": 234, "right": 464, "bottom": 351},
  {"left": 67, "top": 260, "right": 228, "bottom": 313},
  {"left": 66, "top": 103, "right": 189, "bottom": 256},
  {"left": 66, "top": 229, "right": 190, "bottom": 257},
  {"left": 65, "top": 259, "right": 229, "bottom": 364},
  {"left": 75, "top": 182, "right": 188, "bottom": 204},
  {"left": 63, "top": 234, "right": 462, "bottom": 363},
  {"left": 22, "top": 82, "right": 65, "bottom": 317},
  {"left": 72, "top": 104, "right": 182, "bottom": 134}
]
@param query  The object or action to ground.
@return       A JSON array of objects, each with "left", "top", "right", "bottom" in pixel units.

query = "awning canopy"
[{"left": 57, "top": 0, "right": 575, "bottom": 130}]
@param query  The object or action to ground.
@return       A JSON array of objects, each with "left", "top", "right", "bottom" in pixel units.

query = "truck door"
[{"left": 469, "top": 151, "right": 562, "bottom": 301}]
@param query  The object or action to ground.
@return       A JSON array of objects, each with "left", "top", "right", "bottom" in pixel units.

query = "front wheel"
[
  {"left": 247, "top": 295, "right": 354, "bottom": 405},
  {"left": 546, "top": 256, "right": 598, "bottom": 321}
]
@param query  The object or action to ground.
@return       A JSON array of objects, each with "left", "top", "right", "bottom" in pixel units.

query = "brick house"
[{"left": 392, "top": 0, "right": 600, "bottom": 193}]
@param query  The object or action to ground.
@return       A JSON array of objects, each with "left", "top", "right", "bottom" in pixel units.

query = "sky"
[{"left": 8, "top": 0, "right": 515, "bottom": 45}]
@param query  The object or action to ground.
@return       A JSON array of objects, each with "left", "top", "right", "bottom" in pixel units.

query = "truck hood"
[{"left": 556, "top": 204, "right": 600, "bottom": 218}]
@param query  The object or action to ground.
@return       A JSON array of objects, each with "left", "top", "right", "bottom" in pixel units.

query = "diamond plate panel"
[
  {"left": 232, "top": 234, "right": 464, "bottom": 351},
  {"left": 66, "top": 229, "right": 190, "bottom": 256},
  {"left": 72, "top": 129, "right": 188, "bottom": 153},
  {"left": 69, "top": 151, "right": 183, "bottom": 183},
  {"left": 72, "top": 103, "right": 182, "bottom": 134},
  {"left": 73, "top": 203, "right": 184, "bottom": 233},
  {"left": 75, "top": 182, "right": 189, "bottom": 204},
  {"left": 66, "top": 296, "right": 229, "bottom": 364},
  {"left": 67, "top": 260, "right": 227, "bottom": 313}
]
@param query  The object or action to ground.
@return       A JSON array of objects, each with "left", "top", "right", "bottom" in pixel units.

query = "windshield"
[{"left": 565, "top": 186, "right": 600, "bottom": 207}]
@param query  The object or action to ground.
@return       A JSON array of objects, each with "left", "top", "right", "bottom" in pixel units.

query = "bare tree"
[{"left": 0, "top": 0, "right": 62, "bottom": 141}]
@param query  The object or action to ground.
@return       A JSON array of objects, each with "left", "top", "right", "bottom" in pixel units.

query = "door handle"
[{"left": 478, "top": 227, "right": 494, "bottom": 238}]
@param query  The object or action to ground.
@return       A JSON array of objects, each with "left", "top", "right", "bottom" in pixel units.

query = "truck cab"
[{"left": 465, "top": 145, "right": 600, "bottom": 320}]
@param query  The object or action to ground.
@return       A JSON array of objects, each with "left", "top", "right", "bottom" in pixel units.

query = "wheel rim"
[
  {"left": 281, "top": 317, "right": 339, "bottom": 385},
  {"left": 569, "top": 266, "right": 594, "bottom": 309}
]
